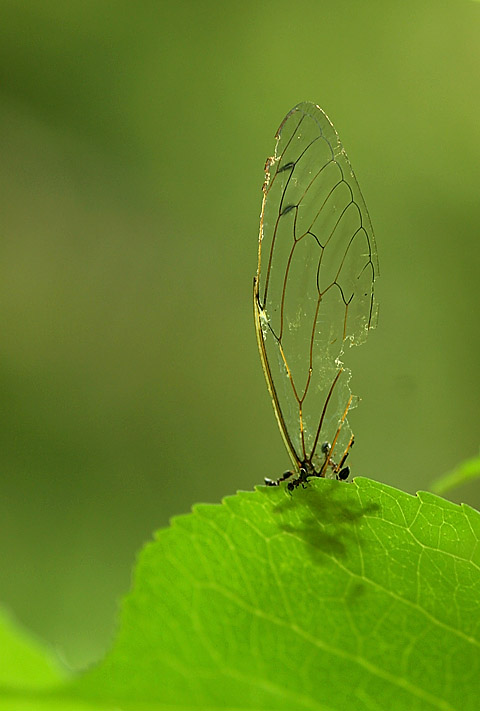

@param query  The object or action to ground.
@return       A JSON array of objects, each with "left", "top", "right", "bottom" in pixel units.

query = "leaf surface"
[{"left": 2, "top": 478, "right": 479, "bottom": 711}]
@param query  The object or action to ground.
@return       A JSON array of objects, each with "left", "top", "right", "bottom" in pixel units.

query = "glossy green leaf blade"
[{"left": 73, "top": 477, "right": 480, "bottom": 711}]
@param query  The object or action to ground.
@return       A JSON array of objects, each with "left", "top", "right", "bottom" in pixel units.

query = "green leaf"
[
  {"left": 0, "top": 607, "right": 80, "bottom": 711},
  {"left": 2, "top": 478, "right": 479, "bottom": 710},
  {"left": 0, "top": 610, "right": 110, "bottom": 710},
  {"left": 0, "top": 606, "right": 64, "bottom": 689},
  {"left": 430, "top": 451, "right": 480, "bottom": 495},
  {"left": 75, "top": 477, "right": 479, "bottom": 710}
]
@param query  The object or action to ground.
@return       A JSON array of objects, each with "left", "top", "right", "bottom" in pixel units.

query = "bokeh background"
[{"left": 1, "top": 0, "right": 479, "bottom": 670}]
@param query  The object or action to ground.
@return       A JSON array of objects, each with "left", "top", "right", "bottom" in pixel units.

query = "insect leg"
[{"left": 265, "top": 470, "right": 295, "bottom": 487}]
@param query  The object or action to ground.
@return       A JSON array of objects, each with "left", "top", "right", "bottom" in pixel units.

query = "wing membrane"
[{"left": 254, "top": 102, "right": 378, "bottom": 475}]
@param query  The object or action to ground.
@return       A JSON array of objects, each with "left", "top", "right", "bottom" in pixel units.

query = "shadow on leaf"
[{"left": 270, "top": 481, "right": 380, "bottom": 563}]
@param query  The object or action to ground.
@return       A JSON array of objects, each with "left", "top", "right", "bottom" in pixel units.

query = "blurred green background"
[{"left": 1, "top": 0, "right": 479, "bottom": 670}]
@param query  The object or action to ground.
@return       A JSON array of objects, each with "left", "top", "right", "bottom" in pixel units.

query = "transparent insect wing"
[{"left": 255, "top": 102, "right": 378, "bottom": 474}]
